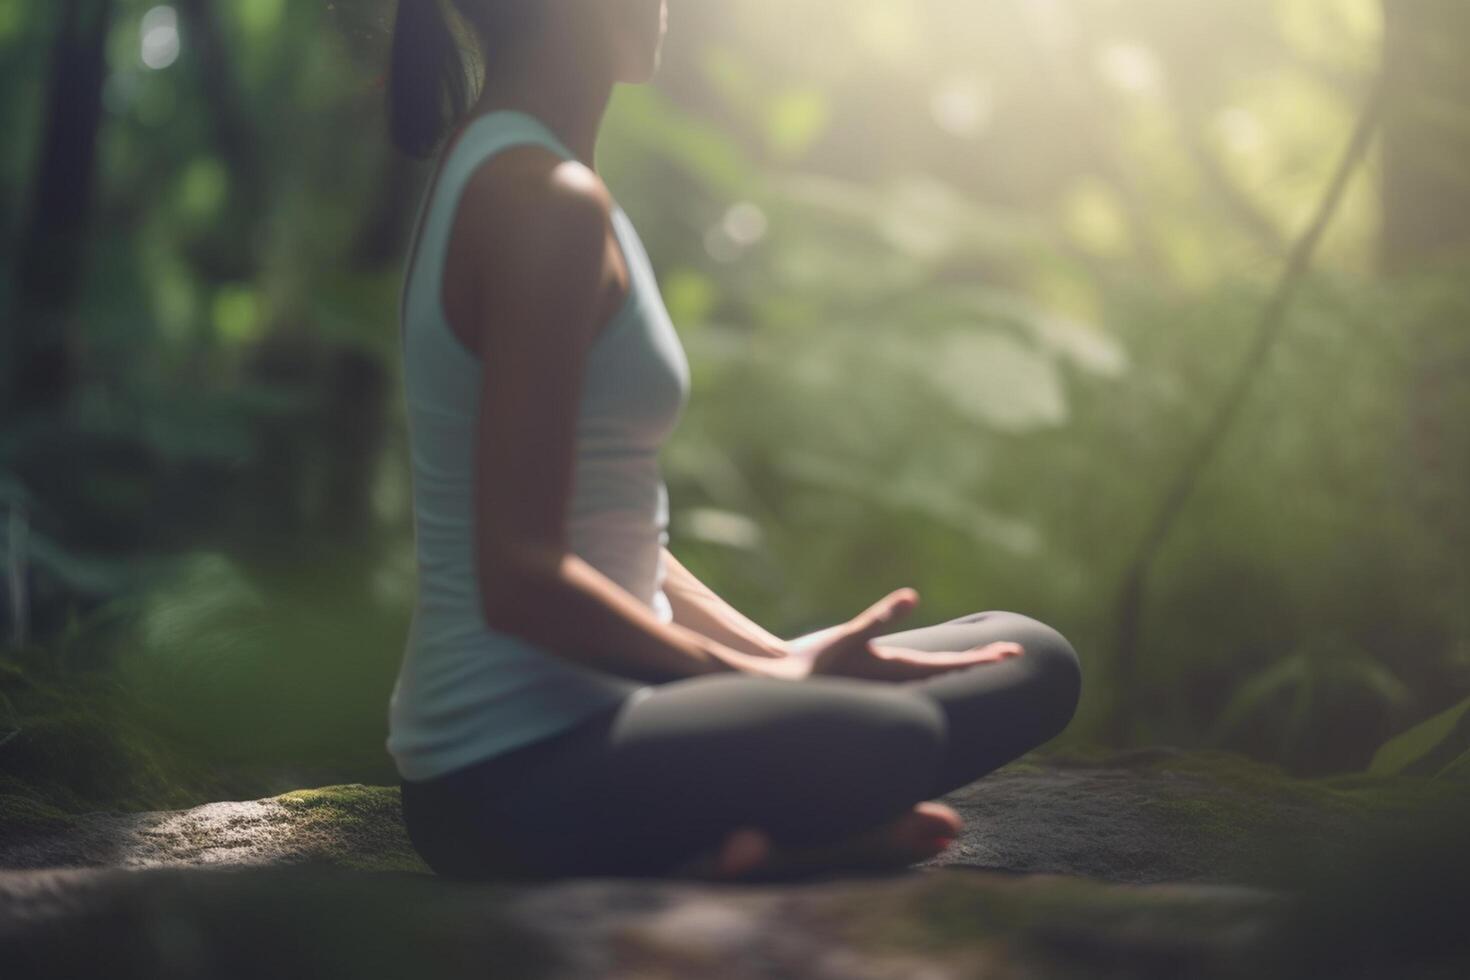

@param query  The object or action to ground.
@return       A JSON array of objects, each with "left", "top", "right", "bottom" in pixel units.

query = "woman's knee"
[
  {"left": 809, "top": 681, "right": 948, "bottom": 796},
  {"left": 1011, "top": 615, "right": 1083, "bottom": 734},
  {"left": 872, "top": 685, "right": 949, "bottom": 764}
]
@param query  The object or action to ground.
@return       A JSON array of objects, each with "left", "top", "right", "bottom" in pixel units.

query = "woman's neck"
[{"left": 467, "top": 37, "right": 614, "bottom": 170}]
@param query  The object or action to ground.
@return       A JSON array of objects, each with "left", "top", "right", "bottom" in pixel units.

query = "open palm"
[{"left": 788, "top": 589, "right": 1025, "bottom": 682}]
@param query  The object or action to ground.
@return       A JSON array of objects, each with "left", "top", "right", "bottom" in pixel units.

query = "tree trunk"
[
  {"left": 1380, "top": 0, "right": 1470, "bottom": 663},
  {"left": 1380, "top": 0, "right": 1470, "bottom": 271},
  {"left": 2, "top": 0, "right": 114, "bottom": 422}
]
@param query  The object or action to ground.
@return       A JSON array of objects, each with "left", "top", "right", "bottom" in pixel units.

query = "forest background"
[{"left": 2, "top": 0, "right": 1467, "bottom": 811}]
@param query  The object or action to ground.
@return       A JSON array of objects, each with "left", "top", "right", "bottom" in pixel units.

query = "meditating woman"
[{"left": 385, "top": 0, "right": 1082, "bottom": 881}]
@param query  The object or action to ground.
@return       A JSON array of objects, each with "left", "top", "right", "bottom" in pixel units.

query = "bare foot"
[{"left": 673, "top": 801, "right": 963, "bottom": 881}]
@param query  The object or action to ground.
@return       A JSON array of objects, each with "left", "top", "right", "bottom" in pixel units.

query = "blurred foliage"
[
  {"left": 1, "top": 0, "right": 1468, "bottom": 806},
  {"left": 1369, "top": 691, "right": 1470, "bottom": 779}
]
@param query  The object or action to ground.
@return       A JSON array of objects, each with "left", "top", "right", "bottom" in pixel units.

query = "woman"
[{"left": 386, "top": 0, "right": 1082, "bottom": 882}]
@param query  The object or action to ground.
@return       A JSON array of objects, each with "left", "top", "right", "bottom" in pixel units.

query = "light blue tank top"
[{"left": 386, "top": 109, "right": 689, "bottom": 782}]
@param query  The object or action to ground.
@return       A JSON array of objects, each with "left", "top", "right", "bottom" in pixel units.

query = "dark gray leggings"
[{"left": 399, "top": 609, "right": 1082, "bottom": 881}]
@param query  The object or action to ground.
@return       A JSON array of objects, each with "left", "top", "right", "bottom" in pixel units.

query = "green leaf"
[
  {"left": 1211, "top": 652, "right": 1307, "bottom": 740},
  {"left": 1368, "top": 693, "right": 1470, "bottom": 776},
  {"left": 923, "top": 331, "right": 1069, "bottom": 432},
  {"left": 1436, "top": 746, "right": 1470, "bottom": 783}
]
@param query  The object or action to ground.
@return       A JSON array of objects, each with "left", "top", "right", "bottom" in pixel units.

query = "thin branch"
[{"left": 1106, "top": 72, "right": 1388, "bottom": 745}]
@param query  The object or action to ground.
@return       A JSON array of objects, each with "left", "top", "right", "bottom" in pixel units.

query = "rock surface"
[
  {"left": 0, "top": 746, "right": 1447, "bottom": 884},
  {"left": 2, "top": 746, "right": 1467, "bottom": 979},
  {"left": 0, "top": 783, "right": 424, "bottom": 874}
]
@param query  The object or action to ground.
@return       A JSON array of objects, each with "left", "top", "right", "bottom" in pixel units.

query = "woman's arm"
[
  {"left": 660, "top": 547, "right": 790, "bottom": 660},
  {"left": 465, "top": 154, "right": 764, "bottom": 684}
]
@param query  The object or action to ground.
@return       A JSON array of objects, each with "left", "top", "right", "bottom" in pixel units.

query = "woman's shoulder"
[
  {"left": 457, "top": 143, "right": 613, "bottom": 258},
  {"left": 440, "top": 140, "right": 623, "bottom": 349},
  {"left": 443, "top": 144, "right": 611, "bottom": 283}
]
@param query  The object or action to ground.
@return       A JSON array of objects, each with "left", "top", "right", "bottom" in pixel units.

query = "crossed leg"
[
  {"left": 684, "top": 610, "right": 1084, "bottom": 879},
  {"left": 401, "top": 610, "right": 1081, "bottom": 881}
]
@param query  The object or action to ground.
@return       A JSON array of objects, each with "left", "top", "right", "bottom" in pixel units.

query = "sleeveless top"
[{"left": 386, "top": 109, "right": 690, "bottom": 783}]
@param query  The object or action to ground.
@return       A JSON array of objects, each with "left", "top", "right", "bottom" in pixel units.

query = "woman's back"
[{"left": 387, "top": 109, "right": 690, "bottom": 783}]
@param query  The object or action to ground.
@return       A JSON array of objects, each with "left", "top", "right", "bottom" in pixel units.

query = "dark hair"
[{"left": 388, "top": 1, "right": 536, "bottom": 159}]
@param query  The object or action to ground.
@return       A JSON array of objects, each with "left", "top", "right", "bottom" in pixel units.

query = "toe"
[
  {"left": 912, "top": 801, "right": 963, "bottom": 837},
  {"left": 716, "top": 826, "right": 772, "bottom": 879}
]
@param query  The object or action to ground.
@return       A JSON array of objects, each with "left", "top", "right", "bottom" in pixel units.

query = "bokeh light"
[{"left": 140, "top": 6, "right": 180, "bottom": 71}]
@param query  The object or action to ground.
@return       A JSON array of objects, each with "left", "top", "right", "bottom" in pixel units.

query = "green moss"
[
  {"left": 998, "top": 756, "right": 1047, "bottom": 775},
  {"left": 1143, "top": 794, "right": 1253, "bottom": 843},
  {"left": 0, "top": 650, "right": 234, "bottom": 817},
  {"left": 275, "top": 783, "right": 426, "bottom": 872},
  {"left": 1046, "top": 744, "right": 1458, "bottom": 815},
  {"left": 1184, "top": 750, "right": 1461, "bottom": 819},
  {"left": 0, "top": 786, "right": 78, "bottom": 837}
]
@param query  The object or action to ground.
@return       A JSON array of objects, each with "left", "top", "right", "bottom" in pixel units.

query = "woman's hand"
[
  {"left": 789, "top": 588, "right": 1025, "bottom": 682},
  {"left": 723, "top": 649, "right": 812, "bottom": 681}
]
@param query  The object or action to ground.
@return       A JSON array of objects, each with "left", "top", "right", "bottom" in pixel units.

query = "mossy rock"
[
  {"left": 0, "top": 784, "right": 427, "bottom": 874},
  {"left": 3, "top": 745, "right": 1463, "bottom": 888},
  {"left": 926, "top": 745, "right": 1469, "bottom": 887},
  {"left": 0, "top": 789, "right": 76, "bottom": 838},
  {"left": 2, "top": 747, "right": 1467, "bottom": 979}
]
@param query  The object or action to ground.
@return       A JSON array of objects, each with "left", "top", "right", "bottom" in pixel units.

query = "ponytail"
[{"left": 387, "top": 0, "right": 478, "bottom": 159}]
